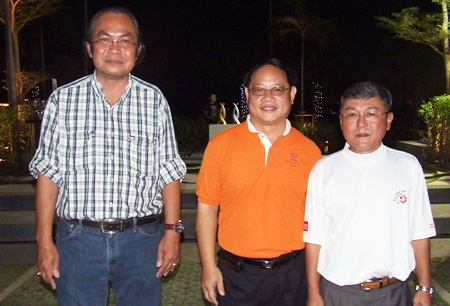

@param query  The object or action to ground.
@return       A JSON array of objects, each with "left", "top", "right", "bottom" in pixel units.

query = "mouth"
[
  {"left": 356, "top": 132, "right": 370, "bottom": 137},
  {"left": 261, "top": 105, "right": 277, "bottom": 111},
  {"left": 105, "top": 57, "right": 124, "bottom": 64}
]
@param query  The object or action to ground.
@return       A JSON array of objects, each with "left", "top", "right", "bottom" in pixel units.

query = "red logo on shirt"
[
  {"left": 303, "top": 221, "right": 308, "bottom": 231},
  {"left": 394, "top": 191, "right": 408, "bottom": 204}
]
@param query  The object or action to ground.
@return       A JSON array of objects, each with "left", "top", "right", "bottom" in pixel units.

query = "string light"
[
  {"left": 238, "top": 83, "right": 248, "bottom": 121},
  {"left": 312, "top": 82, "right": 323, "bottom": 124}
]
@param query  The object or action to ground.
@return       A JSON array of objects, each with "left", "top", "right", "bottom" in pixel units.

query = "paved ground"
[{"left": 1, "top": 149, "right": 449, "bottom": 305}]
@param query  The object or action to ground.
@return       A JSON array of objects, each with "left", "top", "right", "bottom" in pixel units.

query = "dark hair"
[
  {"left": 84, "top": 6, "right": 146, "bottom": 65},
  {"left": 242, "top": 58, "right": 298, "bottom": 87},
  {"left": 340, "top": 82, "right": 392, "bottom": 111}
]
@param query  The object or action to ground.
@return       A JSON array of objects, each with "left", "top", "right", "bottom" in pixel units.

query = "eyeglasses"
[
  {"left": 340, "top": 111, "right": 388, "bottom": 122},
  {"left": 248, "top": 86, "right": 290, "bottom": 96},
  {"left": 91, "top": 38, "right": 141, "bottom": 49}
]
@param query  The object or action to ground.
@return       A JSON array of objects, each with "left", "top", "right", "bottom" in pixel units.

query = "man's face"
[
  {"left": 245, "top": 65, "right": 296, "bottom": 131},
  {"left": 86, "top": 12, "right": 142, "bottom": 82},
  {"left": 340, "top": 96, "right": 394, "bottom": 154}
]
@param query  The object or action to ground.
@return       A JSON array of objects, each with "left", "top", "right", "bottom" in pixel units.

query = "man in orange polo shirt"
[{"left": 196, "top": 58, "right": 321, "bottom": 306}]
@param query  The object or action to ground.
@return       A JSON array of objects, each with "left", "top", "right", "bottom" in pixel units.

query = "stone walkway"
[{"left": 0, "top": 149, "right": 449, "bottom": 305}]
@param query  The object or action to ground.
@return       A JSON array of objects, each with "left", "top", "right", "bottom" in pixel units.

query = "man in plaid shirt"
[{"left": 29, "top": 7, "right": 186, "bottom": 306}]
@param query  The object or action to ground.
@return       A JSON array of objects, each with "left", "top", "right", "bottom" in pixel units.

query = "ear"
[
  {"left": 136, "top": 45, "right": 142, "bottom": 61},
  {"left": 85, "top": 42, "right": 93, "bottom": 58},
  {"left": 386, "top": 112, "right": 394, "bottom": 131},
  {"left": 244, "top": 87, "right": 250, "bottom": 103},
  {"left": 289, "top": 86, "right": 297, "bottom": 105}
]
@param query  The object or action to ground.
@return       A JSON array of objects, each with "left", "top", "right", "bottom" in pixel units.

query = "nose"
[
  {"left": 356, "top": 113, "right": 368, "bottom": 125},
  {"left": 108, "top": 41, "right": 121, "bottom": 53},
  {"left": 261, "top": 88, "right": 274, "bottom": 99}
]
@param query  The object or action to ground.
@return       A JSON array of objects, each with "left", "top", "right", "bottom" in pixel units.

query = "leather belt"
[
  {"left": 67, "top": 216, "right": 159, "bottom": 234},
  {"left": 217, "top": 248, "right": 303, "bottom": 271},
  {"left": 358, "top": 277, "right": 398, "bottom": 290}
]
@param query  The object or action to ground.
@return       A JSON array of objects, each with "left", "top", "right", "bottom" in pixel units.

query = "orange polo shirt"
[{"left": 196, "top": 121, "right": 321, "bottom": 258}]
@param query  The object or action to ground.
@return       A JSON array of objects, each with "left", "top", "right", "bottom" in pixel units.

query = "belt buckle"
[
  {"left": 100, "top": 219, "right": 123, "bottom": 234},
  {"left": 360, "top": 278, "right": 381, "bottom": 291},
  {"left": 261, "top": 260, "right": 275, "bottom": 269}
]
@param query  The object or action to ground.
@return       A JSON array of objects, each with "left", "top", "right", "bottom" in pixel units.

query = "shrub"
[
  {"left": 172, "top": 114, "right": 207, "bottom": 157},
  {"left": 418, "top": 95, "right": 450, "bottom": 167},
  {"left": 293, "top": 119, "right": 343, "bottom": 155}
]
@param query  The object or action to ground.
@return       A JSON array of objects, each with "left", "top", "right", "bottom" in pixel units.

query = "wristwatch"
[
  {"left": 416, "top": 285, "right": 434, "bottom": 297},
  {"left": 164, "top": 220, "right": 184, "bottom": 233}
]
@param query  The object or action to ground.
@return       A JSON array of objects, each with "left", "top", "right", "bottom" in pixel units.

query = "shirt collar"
[
  {"left": 246, "top": 115, "right": 291, "bottom": 136},
  {"left": 92, "top": 71, "right": 132, "bottom": 105}
]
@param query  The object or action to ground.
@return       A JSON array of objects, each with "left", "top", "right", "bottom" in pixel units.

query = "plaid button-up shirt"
[{"left": 29, "top": 73, "right": 186, "bottom": 220}]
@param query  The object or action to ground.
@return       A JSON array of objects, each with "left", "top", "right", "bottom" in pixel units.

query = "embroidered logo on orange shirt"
[{"left": 290, "top": 153, "right": 298, "bottom": 161}]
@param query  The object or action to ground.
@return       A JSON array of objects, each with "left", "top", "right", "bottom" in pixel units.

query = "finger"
[
  {"left": 217, "top": 279, "right": 225, "bottom": 296},
  {"left": 39, "top": 269, "right": 57, "bottom": 290},
  {"left": 204, "top": 288, "right": 218, "bottom": 306},
  {"left": 158, "top": 263, "right": 172, "bottom": 277}
]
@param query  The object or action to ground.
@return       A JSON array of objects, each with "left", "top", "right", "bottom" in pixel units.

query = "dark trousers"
[
  {"left": 217, "top": 250, "right": 307, "bottom": 306},
  {"left": 321, "top": 277, "right": 411, "bottom": 306}
]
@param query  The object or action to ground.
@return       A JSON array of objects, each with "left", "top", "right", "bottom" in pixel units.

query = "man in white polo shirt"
[{"left": 304, "top": 82, "right": 436, "bottom": 306}]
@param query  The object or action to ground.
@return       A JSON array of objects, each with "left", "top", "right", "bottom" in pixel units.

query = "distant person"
[
  {"left": 304, "top": 82, "right": 436, "bottom": 306},
  {"left": 203, "top": 93, "right": 219, "bottom": 124},
  {"left": 196, "top": 58, "right": 322, "bottom": 306},
  {"left": 29, "top": 6, "right": 186, "bottom": 305}
]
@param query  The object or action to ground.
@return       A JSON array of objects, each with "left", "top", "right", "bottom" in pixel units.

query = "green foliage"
[
  {"left": 376, "top": 7, "right": 443, "bottom": 47},
  {"left": 376, "top": 1, "right": 450, "bottom": 93},
  {"left": 0, "top": 106, "right": 34, "bottom": 175},
  {"left": 0, "top": 108, "right": 18, "bottom": 174},
  {"left": 419, "top": 94, "right": 450, "bottom": 167},
  {"left": 172, "top": 114, "right": 207, "bottom": 158},
  {"left": 293, "top": 119, "right": 342, "bottom": 155}
]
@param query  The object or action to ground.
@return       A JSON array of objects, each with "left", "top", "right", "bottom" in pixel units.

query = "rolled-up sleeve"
[
  {"left": 157, "top": 97, "right": 186, "bottom": 188},
  {"left": 29, "top": 95, "right": 62, "bottom": 185}
]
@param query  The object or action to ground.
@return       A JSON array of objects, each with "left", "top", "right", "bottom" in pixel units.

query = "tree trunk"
[
  {"left": 441, "top": 0, "right": 450, "bottom": 94},
  {"left": 4, "top": 0, "right": 21, "bottom": 171},
  {"left": 300, "top": 30, "right": 305, "bottom": 112}
]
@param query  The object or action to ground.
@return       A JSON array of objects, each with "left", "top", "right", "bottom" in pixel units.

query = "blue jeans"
[{"left": 55, "top": 218, "right": 162, "bottom": 306}]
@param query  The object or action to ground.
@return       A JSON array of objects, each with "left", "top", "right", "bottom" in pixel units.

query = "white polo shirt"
[{"left": 303, "top": 144, "right": 436, "bottom": 286}]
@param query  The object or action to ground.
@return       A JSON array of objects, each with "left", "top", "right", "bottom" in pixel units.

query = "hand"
[
  {"left": 413, "top": 290, "right": 432, "bottom": 306},
  {"left": 307, "top": 292, "right": 324, "bottom": 306},
  {"left": 156, "top": 231, "right": 180, "bottom": 277},
  {"left": 36, "top": 241, "right": 60, "bottom": 290},
  {"left": 201, "top": 266, "right": 225, "bottom": 306}
]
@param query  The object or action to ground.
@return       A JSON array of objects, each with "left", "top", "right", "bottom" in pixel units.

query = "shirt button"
[
  {"left": 110, "top": 154, "right": 114, "bottom": 160},
  {"left": 109, "top": 202, "right": 113, "bottom": 207}
]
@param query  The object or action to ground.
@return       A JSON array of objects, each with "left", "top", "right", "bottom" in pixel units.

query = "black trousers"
[{"left": 217, "top": 250, "right": 307, "bottom": 306}]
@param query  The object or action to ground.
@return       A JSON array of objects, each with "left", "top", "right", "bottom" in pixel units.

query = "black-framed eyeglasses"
[
  {"left": 90, "top": 38, "right": 141, "bottom": 49},
  {"left": 340, "top": 111, "right": 388, "bottom": 122},
  {"left": 248, "top": 86, "right": 290, "bottom": 96}
]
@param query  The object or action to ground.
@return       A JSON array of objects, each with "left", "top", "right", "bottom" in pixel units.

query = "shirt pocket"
[
  {"left": 67, "top": 130, "right": 97, "bottom": 171},
  {"left": 128, "top": 135, "right": 157, "bottom": 177}
]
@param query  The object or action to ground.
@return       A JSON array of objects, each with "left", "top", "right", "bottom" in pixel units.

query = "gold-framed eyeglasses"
[
  {"left": 249, "top": 86, "right": 290, "bottom": 96},
  {"left": 91, "top": 38, "right": 141, "bottom": 49},
  {"left": 340, "top": 111, "right": 388, "bottom": 122}
]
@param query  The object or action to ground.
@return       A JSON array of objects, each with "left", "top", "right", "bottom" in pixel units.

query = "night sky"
[{"left": 2, "top": 0, "right": 444, "bottom": 117}]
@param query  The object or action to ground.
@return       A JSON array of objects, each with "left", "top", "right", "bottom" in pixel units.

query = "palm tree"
[{"left": 272, "top": 0, "right": 337, "bottom": 112}]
